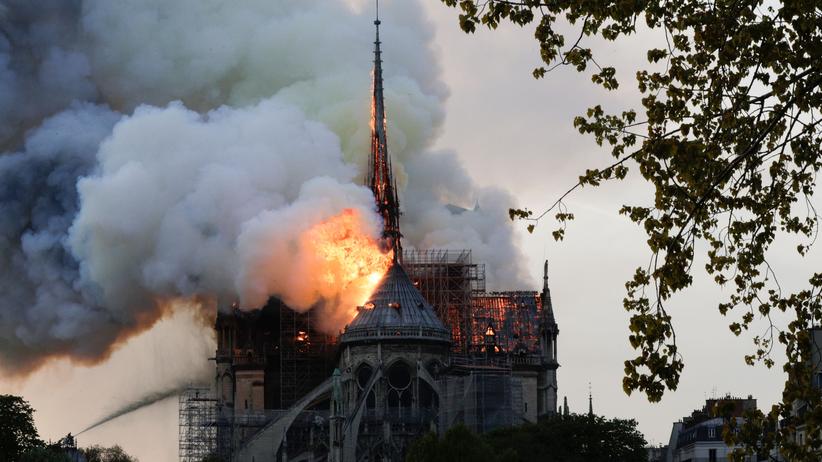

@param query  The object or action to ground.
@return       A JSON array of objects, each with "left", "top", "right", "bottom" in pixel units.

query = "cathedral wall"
[
  {"left": 235, "top": 370, "right": 265, "bottom": 412},
  {"left": 514, "top": 372, "right": 538, "bottom": 423}
]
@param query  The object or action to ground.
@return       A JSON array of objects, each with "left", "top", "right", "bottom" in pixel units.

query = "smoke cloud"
[
  {"left": 0, "top": 103, "right": 121, "bottom": 371},
  {"left": 0, "top": 0, "right": 96, "bottom": 148},
  {"left": 0, "top": 0, "right": 531, "bottom": 375}
]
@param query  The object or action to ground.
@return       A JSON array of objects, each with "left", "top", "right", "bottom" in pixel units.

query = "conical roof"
[{"left": 340, "top": 262, "right": 451, "bottom": 345}]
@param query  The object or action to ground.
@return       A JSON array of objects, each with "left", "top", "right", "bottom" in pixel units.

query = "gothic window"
[
  {"left": 356, "top": 364, "right": 374, "bottom": 392},
  {"left": 387, "top": 361, "right": 413, "bottom": 411},
  {"left": 388, "top": 361, "right": 411, "bottom": 389}
]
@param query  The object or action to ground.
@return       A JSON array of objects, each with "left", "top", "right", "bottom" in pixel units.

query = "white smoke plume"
[
  {"left": 0, "top": 0, "right": 531, "bottom": 375},
  {"left": 70, "top": 100, "right": 384, "bottom": 332}
]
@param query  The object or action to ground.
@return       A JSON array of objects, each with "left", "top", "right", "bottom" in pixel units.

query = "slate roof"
[{"left": 340, "top": 262, "right": 451, "bottom": 345}]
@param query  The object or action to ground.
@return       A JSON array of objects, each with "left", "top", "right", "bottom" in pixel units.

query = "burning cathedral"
[{"left": 178, "top": 8, "right": 559, "bottom": 462}]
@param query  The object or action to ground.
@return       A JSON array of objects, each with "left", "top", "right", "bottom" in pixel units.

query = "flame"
[{"left": 304, "top": 208, "right": 392, "bottom": 325}]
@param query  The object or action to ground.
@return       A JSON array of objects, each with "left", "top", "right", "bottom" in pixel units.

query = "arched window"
[
  {"left": 357, "top": 364, "right": 374, "bottom": 390},
  {"left": 387, "top": 361, "right": 413, "bottom": 410},
  {"left": 356, "top": 363, "right": 374, "bottom": 401},
  {"left": 387, "top": 361, "right": 411, "bottom": 390}
]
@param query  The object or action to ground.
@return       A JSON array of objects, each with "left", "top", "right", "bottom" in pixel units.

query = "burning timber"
[{"left": 179, "top": 6, "right": 560, "bottom": 462}]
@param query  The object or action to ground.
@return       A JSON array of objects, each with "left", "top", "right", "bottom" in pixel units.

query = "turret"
[
  {"left": 537, "top": 260, "right": 559, "bottom": 417},
  {"left": 540, "top": 260, "right": 558, "bottom": 360}
]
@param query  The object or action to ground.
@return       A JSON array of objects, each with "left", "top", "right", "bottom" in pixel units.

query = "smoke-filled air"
[{"left": 0, "top": 0, "right": 531, "bottom": 376}]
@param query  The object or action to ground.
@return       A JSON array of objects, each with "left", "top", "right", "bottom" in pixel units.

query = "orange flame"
[{"left": 304, "top": 209, "right": 392, "bottom": 327}]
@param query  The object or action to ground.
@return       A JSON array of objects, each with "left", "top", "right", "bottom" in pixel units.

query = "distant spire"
[
  {"left": 563, "top": 396, "right": 569, "bottom": 416},
  {"left": 588, "top": 383, "right": 593, "bottom": 417},
  {"left": 367, "top": 0, "right": 402, "bottom": 262}
]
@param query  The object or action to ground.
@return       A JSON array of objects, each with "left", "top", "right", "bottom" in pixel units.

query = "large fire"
[{"left": 304, "top": 208, "right": 393, "bottom": 327}]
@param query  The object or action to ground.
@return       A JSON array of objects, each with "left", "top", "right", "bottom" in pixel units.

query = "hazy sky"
[{"left": 1, "top": 1, "right": 818, "bottom": 461}]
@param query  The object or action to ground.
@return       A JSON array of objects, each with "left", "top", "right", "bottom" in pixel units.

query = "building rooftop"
[{"left": 340, "top": 262, "right": 451, "bottom": 345}]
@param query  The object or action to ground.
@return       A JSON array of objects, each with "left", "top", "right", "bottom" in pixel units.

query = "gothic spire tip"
[{"left": 375, "top": 0, "right": 380, "bottom": 25}]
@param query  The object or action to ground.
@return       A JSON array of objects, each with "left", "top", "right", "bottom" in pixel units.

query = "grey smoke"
[
  {"left": 0, "top": 0, "right": 96, "bottom": 149},
  {"left": 0, "top": 103, "right": 121, "bottom": 371},
  {"left": 0, "top": 0, "right": 531, "bottom": 380}
]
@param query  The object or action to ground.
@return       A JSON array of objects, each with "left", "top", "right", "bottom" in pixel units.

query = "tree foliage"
[
  {"left": 81, "top": 445, "right": 138, "bottom": 462},
  {"left": 0, "top": 394, "right": 43, "bottom": 461},
  {"left": 0, "top": 395, "right": 137, "bottom": 462},
  {"left": 406, "top": 425, "right": 497, "bottom": 462},
  {"left": 486, "top": 413, "right": 647, "bottom": 462},
  {"left": 407, "top": 415, "right": 646, "bottom": 462},
  {"left": 441, "top": 0, "right": 821, "bottom": 459},
  {"left": 20, "top": 445, "right": 71, "bottom": 462}
]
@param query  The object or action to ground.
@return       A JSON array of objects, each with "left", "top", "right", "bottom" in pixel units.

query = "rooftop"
[{"left": 340, "top": 262, "right": 451, "bottom": 345}]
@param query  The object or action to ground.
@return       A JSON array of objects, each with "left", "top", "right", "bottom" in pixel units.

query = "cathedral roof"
[{"left": 340, "top": 262, "right": 451, "bottom": 345}]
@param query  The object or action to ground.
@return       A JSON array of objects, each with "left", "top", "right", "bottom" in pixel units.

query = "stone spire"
[
  {"left": 541, "top": 260, "right": 556, "bottom": 325},
  {"left": 366, "top": 0, "right": 402, "bottom": 262}
]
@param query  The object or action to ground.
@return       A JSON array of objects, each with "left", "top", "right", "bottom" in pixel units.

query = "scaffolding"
[
  {"left": 403, "top": 249, "right": 485, "bottom": 351},
  {"left": 179, "top": 387, "right": 218, "bottom": 462},
  {"left": 438, "top": 359, "right": 524, "bottom": 434},
  {"left": 215, "top": 300, "right": 336, "bottom": 411},
  {"left": 212, "top": 299, "right": 337, "bottom": 460},
  {"left": 277, "top": 303, "right": 337, "bottom": 409}
]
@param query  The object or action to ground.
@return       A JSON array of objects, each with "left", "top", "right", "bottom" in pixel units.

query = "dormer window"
[{"left": 484, "top": 324, "right": 497, "bottom": 351}]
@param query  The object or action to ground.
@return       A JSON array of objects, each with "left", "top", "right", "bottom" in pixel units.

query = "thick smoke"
[
  {"left": 69, "top": 100, "right": 383, "bottom": 331},
  {"left": 0, "top": 0, "right": 96, "bottom": 148},
  {"left": 0, "top": 0, "right": 530, "bottom": 375},
  {"left": 0, "top": 104, "right": 121, "bottom": 370}
]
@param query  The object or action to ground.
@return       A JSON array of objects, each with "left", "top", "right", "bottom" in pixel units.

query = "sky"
[{"left": 0, "top": 1, "right": 818, "bottom": 461}]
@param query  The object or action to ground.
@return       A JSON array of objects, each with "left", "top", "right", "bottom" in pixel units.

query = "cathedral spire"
[{"left": 367, "top": 0, "right": 402, "bottom": 262}]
